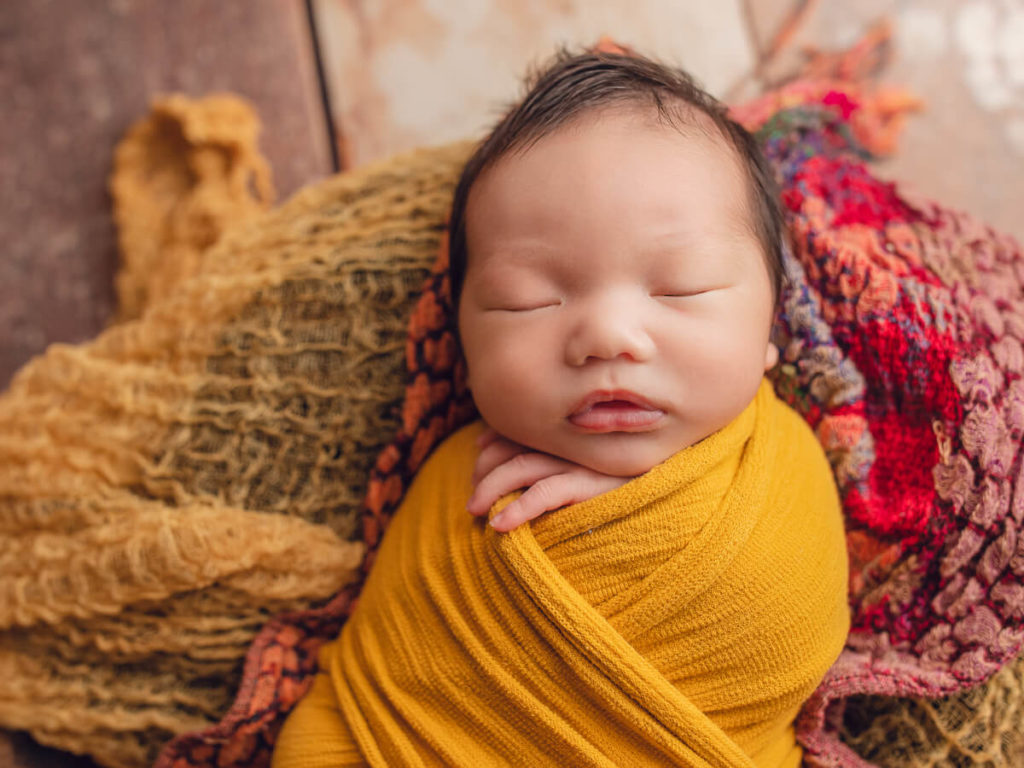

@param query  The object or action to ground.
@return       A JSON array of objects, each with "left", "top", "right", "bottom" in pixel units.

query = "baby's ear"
[{"left": 764, "top": 342, "right": 779, "bottom": 371}]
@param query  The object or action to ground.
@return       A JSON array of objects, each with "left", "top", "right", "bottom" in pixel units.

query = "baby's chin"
[{"left": 562, "top": 441, "right": 680, "bottom": 478}]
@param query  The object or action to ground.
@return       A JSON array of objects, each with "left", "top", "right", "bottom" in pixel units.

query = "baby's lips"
[
  {"left": 568, "top": 401, "right": 665, "bottom": 431},
  {"left": 567, "top": 389, "right": 664, "bottom": 431},
  {"left": 568, "top": 388, "right": 658, "bottom": 415}
]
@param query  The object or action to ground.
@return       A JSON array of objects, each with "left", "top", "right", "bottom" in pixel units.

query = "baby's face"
[{"left": 458, "top": 109, "right": 778, "bottom": 476}]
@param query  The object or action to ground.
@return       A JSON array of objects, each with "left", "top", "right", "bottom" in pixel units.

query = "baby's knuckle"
[
  {"left": 508, "top": 452, "right": 536, "bottom": 472},
  {"left": 531, "top": 478, "right": 564, "bottom": 507}
]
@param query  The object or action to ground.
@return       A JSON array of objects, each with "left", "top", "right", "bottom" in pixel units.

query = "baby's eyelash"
[
  {"left": 490, "top": 300, "right": 561, "bottom": 312},
  {"left": 653, "top": 290, "right": 703, "bottom": 298},
  {"left": 652, "top": 286, "right": 721, "bottom": 298}
]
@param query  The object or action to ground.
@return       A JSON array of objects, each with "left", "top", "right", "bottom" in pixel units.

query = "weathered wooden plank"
[
  {"left": 0, "top": 0, "right": 334, "bottom": 389},
  {"left": 310, "top": 0, "right": 756, "bottom": 169}
]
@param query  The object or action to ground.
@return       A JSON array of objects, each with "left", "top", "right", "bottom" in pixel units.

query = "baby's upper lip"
[{"left": 568, "top": 389, "right": 660, "bottom": 416}]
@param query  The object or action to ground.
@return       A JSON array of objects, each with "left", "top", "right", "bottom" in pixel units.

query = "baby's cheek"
[
  {"left": 465, "top": 313, "right": 562, "bottom": 416},
  {"left": 471, "top": 355, "right": 549, "bottom": 428},
  {"left": 473, "top": 355, "right": 538, "bottom": 404}
]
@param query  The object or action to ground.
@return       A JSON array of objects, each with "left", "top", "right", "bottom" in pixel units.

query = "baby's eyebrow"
[
  {"left": 655, "top": 220, "right": 760, "bottom": 254},
  {"left": 471, "top": 241, "right": 562, "bottom": 272},
  {"left": 636, "top": 231, "right": 696, "bottom": 254},
  {"left": 478, "top": 237, "right": 558, "bottom": 257}
]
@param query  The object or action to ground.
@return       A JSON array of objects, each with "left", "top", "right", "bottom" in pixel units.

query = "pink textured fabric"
[{"left": 748, "top": 99, "right": 1024, "bottom": 764}]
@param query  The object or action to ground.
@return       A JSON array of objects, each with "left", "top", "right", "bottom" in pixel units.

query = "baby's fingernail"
[{"left": 489, "top": 512, "right": 505, "bottom": 529}]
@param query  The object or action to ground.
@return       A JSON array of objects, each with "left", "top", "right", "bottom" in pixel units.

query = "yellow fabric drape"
[{"left": 273, "top": 380, "right": 850, "bottom": 767}]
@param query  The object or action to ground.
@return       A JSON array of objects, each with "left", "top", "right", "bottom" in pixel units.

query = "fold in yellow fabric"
[{"left": 273, "top": 379, "right": 850, "bottom": 767}]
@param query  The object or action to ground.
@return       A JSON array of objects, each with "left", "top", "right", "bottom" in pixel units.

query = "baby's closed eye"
[
  {"left": 481, "top": 284, "right": 562, "bottom": 311},
  {"left": 476, "top": 275, "right": 562, "bottom": 312},
  {"left": 487, "top": 298, "right": 562, "bottom": 312},
  {"left": 650, "top": 285, "right": 727, "bottom": 301}
]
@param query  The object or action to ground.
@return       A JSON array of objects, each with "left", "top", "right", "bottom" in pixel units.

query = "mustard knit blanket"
[{"left": 272, "top": 379, "right": 850, "bottom": 767}]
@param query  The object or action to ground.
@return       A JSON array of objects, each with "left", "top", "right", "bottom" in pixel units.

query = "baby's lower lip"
[{"left": 568, "top": 400, "right": 665, "bottom": 432}]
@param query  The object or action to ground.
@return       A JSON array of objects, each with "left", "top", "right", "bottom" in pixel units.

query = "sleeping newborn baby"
[{"left": 273, "top": 48, "right": 850, "bottom": 768}]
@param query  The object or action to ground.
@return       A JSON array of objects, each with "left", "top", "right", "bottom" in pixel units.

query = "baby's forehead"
[
  {"left": 507, "top": 101, "right": 735, "bottom": 165},
  {"left": 470, "top": 108, "right": 759, "bottom": 247},
  {"left": 495, "top": 103, "right": 753, "bottom": 202}
]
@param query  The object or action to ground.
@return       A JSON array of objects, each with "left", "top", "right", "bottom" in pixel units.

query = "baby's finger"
[
  {"left": 489, "top": 472, "right": 627, "bottom": 531},
  {"left": 471, "top": 436, "right": 527, "bottom": 486},
  {"left": 475, "top": 425, "right": 501, "bottom": 450},
  {"left": 467, "top": 452, "right": 569, "bottom": 517},
  {"left": 488, "top": 475, "right": 574, "bottom": 531}
]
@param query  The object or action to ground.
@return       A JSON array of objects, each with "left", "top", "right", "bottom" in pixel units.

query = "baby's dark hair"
[{"left": 448, "top": 47, "right": 786, "bottom": 310}]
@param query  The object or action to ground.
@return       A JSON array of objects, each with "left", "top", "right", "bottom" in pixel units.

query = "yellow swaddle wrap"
[{"left": 273, "top": 380, "right": 850, "bottom": 767}]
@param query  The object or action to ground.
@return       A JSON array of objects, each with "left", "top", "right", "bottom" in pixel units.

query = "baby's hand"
[{"left": 466, "top": 427, "right": 629, "bottom": 532}]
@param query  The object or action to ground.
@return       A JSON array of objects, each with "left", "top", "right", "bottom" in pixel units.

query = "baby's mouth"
[{"left": 568, "top": 391, "right": 665, "bottom": 432}]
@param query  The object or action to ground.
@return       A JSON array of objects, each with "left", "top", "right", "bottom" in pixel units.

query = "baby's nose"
[{"left": 564, "top": 298, "right": 655, "bottom": 366}]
